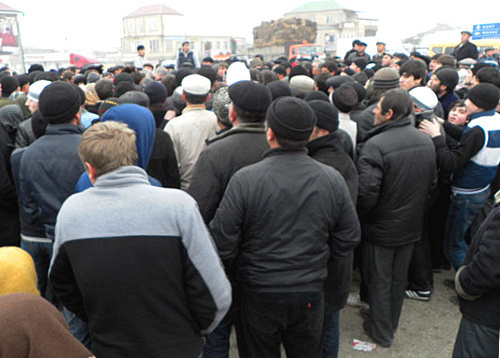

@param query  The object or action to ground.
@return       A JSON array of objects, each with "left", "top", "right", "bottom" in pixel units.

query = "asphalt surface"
[{"left": 228, "top": 269, "right": 461, "bottom": 357}]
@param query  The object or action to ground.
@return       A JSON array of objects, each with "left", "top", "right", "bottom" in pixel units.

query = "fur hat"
[{"left": 213, "top": 87, "right": 231, "bottom": 126}]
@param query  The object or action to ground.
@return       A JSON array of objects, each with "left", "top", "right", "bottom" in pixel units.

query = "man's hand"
[{"left": 419, "top": 118, "right": 442, "bottom": 138}]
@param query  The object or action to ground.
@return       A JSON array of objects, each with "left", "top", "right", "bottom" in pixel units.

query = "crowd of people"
[{"left": 0, "top": 31, "right": 499, "bottom": 358}]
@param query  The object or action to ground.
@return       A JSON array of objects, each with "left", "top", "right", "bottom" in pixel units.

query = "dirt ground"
[{"left": 227, "top": 269, "right": 461, "bottom": 357}]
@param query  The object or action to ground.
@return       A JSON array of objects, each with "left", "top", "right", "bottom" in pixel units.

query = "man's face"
[
  {"left": 461, "top": 33, "right": 470, "bottom": 43},
  {"left": 429, "top": 60, "right": 438, "bottom": 72},
  {"left": 182, "top": 43, "right": 190, "bottom": 53},
  {"left": 26, "top": 99, "right": 38, "bottom": 114},
  {"left": 399, "top": 73, "right": 419, "bottom": 91},
  {"left": 485, "top": 50, "right": 494, "bottom": 57},
  {"left": 349, "top": 62, "right": 360, "bottom": 73},
  {"left": 358, "top": 45, "right": 366, "bottom": 54},
  {"left": 138, "top": 49, "right": 145, "bottom": 57},
  {"left": 465, "top": 98, "right": 480, "bottom": 115},
  {"left": 218, "top": 66, "right": 226, "bottom": 77},
  {"left": 427, "top": 75, "right": 444, "bottom": 95},
  {"left": 377, "top": 44, "right": 385, "bottom": 53},
  {"left": 382, "top": 54, "right": 392, "bottom": 67},
  {"left": 373, "top": 97, "right": 390, "bottom": 125}
]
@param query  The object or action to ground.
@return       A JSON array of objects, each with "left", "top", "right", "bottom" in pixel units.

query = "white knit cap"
[{"left": 226, "top": 62, "right": 251, "bottom": 86}]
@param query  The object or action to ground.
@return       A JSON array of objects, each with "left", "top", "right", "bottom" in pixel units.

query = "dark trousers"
[
  {"left": 321, "top": 310, "right": 339, "bottom": 358},
  {"left": 407, "top": 215, "right": 433, "bottom": 291},
  {"left": 362, "top": 241, "right": 414, "bottom": 346},
  {"left": 238, "top": 289, "right": 324, "bottom": 358},
  {"left": 452, "top": 315, "right": 499, "bottom": 358}
]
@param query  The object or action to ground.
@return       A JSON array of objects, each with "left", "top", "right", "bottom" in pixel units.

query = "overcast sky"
[{"left": 10, "top": 0, "right": 500, "bottom": 53}]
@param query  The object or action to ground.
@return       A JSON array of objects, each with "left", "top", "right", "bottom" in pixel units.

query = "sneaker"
[
  {"left": 347, "top": 292, "right": 369, "bottom": 309},
  {"left": 444, "top": 279, "right": 455, "bottom": 290},
  {"left": 405, "top": 290, "right": 431, "bottom": 301}
]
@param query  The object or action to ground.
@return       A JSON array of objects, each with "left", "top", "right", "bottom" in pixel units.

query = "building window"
[
  {"left": 150, "top": 39, "right": 159, "bottom": 52},
  {"left": 326, "top": 15, "right": 332, "bottom": 24},
  {"left": 216, "top": 41, "right": 220, "bottom": 50},
  {"left": 150, "top": 20, "right": 157, "bottom": 32},
  {"left": 139, "top": 21, "right": 145, "bottom": 35},
  {"left": 224, "top": 41, "right": 228, "bottom": 50},
  {"left": 127, "top": 20, "right": 135, "bottom": 34}
]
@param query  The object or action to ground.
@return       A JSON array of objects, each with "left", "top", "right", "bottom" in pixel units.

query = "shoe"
[
  {"left": 449, "top": 295, "right": 459, "bottom": 305},
  {"left": 405, "top": 290, "right": 431, "bottom": 301},
  {"left": 444, "top": 279, "right": 455, "bottom": 290},
  {"left": 347, "top": 292, "right": 369, "bottom": 309}
]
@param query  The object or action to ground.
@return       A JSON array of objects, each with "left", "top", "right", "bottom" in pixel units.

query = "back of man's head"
[
  {"left": 95, "top": 79, "right": 113, "bottom": 100},
  {"left": 437, "top": 54, "right": 456, "bottom": 68},
  {"left": 79, "top": 121, "right": 138, "bottom": 178},
  {"left": 0, "top": 75, "right": 19, "bottom": 98},
  {"left": 266, "top": 97, "right": 317, "bottom": 149},
  {"left": 229, "top": 80, "right": 272, "bottom": 123},
  {"left": 475, "top": 66, "right": 500, "bottom": 88},
  {"left": 39, "top": 82, "right": 82, "bottom": 125},
  {"left": 380, "top": 88, "right": 413, "bottom": 120}
]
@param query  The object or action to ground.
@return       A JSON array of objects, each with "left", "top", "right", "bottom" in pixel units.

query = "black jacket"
[
  {"left": 188, "top": 123, "right": 268, "bottom": 224},
  {"left": 456, "top": 197, "right": 500, "bottom": 329},
  {"left": 146, "top": 129, "right": 180, "bottom": 189},
  {"left": 210, "top": 148, "right": 361, "bottom": 292},
  {"left": 357, "top": 117, "right": 437, "bottom": 247},
  {"left": 307, "top": 135, "right": 359, "bottom": 312},
  {"left": 453, "top": 41, "right": 478, "bottom": 61}
]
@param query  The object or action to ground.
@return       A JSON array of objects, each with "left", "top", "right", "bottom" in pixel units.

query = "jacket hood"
[{"left": 101, "top": 103, "right": 155, "bottom": 169}]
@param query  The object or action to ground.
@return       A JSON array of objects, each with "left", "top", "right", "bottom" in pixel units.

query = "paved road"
[{"left": 228, "top": 269, "right": 461, "bottom": 357}]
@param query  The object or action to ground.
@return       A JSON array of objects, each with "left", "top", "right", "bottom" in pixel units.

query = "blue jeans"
[
  {"left": 203, "top": 305, "right": 234, "bottom": 358},
  {"left": 21, "top": 238, "right": 53, "bottom": 300},
  {"left": 444, "top": 190, "right": 489, "bottom": 270},
  {"left": 63, "top": 307, "right": 92, "bottom": 350},
  {"left": 322, "top": 310, "right": 339, "bottom": 358}
]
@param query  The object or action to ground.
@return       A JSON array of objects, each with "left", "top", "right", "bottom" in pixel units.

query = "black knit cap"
[
  {"left": 305, "top": 91, "right": 329, "bottom": 102},
  {"left": 308, "top": 100, "right": 339, "bottom": 133},
  {"left": 434, "top": 67, "right": 459, "bottom": 91},
  {"left": 333, "top": 84, "right": 359, "bottom": 113},
  {"left": 288, "top": 65, "right": 309, "bottom": 80},
  {"left": 325, "top": 75, "right": 354, "bottom": 90},
  {"left": 467, "top": 83, "right": 500, "bottom": 111},
  {"left": 266, "top": 97, "right": 316, "bottom": 141},
  {"left": 39, "top": 82, "right": 82, "bottom": 124},
  {"left": 266, "top": 80, "right": 292, "bottom": 100},
  {"left": 353, "top": 57, "right": 368, "bottom": 70},
  {"left": 228, "top": 80, "right": 272, "bottom": 113},
  {"left": 144, "top": 81, "right": 167, "bottom": 105}
]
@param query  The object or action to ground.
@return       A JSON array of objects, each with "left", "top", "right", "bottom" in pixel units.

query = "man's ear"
[
  {"left": 386, "top": 108, "right": 394, "bottom": 120},
  {"left": 85, "top": 162, "right": 97, "bottom": 184}
]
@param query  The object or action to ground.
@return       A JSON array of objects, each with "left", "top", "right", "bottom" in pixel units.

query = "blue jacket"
[
  {"left": 75, "top": 104, "right": 161, "bottom": 191},
  {"left": 19, "top": 124, "right": 84, "bottom": 239}
]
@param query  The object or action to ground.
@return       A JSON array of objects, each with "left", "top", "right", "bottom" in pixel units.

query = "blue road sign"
[{"left": 472, "top": 23, "right": 500, "bottom": 40}]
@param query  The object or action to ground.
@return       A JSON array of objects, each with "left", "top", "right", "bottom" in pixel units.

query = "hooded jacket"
[{"left": 75, "top": 104, "right": 161, "bottom": 191}]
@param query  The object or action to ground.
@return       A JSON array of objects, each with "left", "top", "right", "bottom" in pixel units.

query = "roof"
[
  {"left": 285, "top": 1, "right": 349, "bottom": 14},
  {"left": 124, "top": 4, "right": 182, "bottom": 18},
  {"left": 0, "top": 2, "right": 21, "bottom": 13}
]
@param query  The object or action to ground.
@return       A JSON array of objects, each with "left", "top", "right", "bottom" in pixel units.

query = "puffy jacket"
[
  {"left": 210, "top": 148, "right": 361, "bottom": 292},
  {"left": 357, "top": 116, "right": 437, "bottom": 247}
]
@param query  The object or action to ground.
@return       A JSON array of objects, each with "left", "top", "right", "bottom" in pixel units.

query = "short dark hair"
[
  {"left": 184, "top": 92, "right": 208, "bottom": 105},
  {"left": 399, "top": 59, "right": 427, "bottom": 85},
  {"left": 476, "top": 66, "right": 500, "bottom": 88},
  {"left": 321, "top": 60, "right": 339, "bottom": 74},
  {"left": 380, "top": 88, "right": 413, "bottom": 120},
  {"left": 182, "top": 41, "right": 190, "bottom": 46},
  {"left": 273, "top": 65, "right": 286, "bottom": 76},
  {"left": 95, "top": 79, "right": 114, "bottom": 100},
  {"left": 233, "top": 103, "right": 266, "bottom": 124},
  {"left": 137, "top": 45, "right": 145, "bottom": 51},
  {"left": 314, "top": 72, "right": 332, "bottom": 94},
  {"left": 437, "top": 54, "right": 456, "bottom": 68},
  {"left": 197, "top": 66, "right": 217, "bottom": 86}
]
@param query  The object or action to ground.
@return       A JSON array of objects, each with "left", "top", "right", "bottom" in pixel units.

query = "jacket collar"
[
  {"left": 365, "top": 116, "right": 411, "bottom": 140},
  {"left": 264, "top": 147, "right": 307, "bottom": 158},
  {"left": 45, "top": 123, "right": 83, "bottom": 135},
  {"left": 94, "top": 166, "right": 150, "bottom": 188},
  {"left": 206, "top": 122, "right": 266, "bottom": 145},
  {"left": 306, "top": 134, "right": 339, "bottom": 155},
  {"left": 469, "top": 109, "right": 496, "bottom": 122}
]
